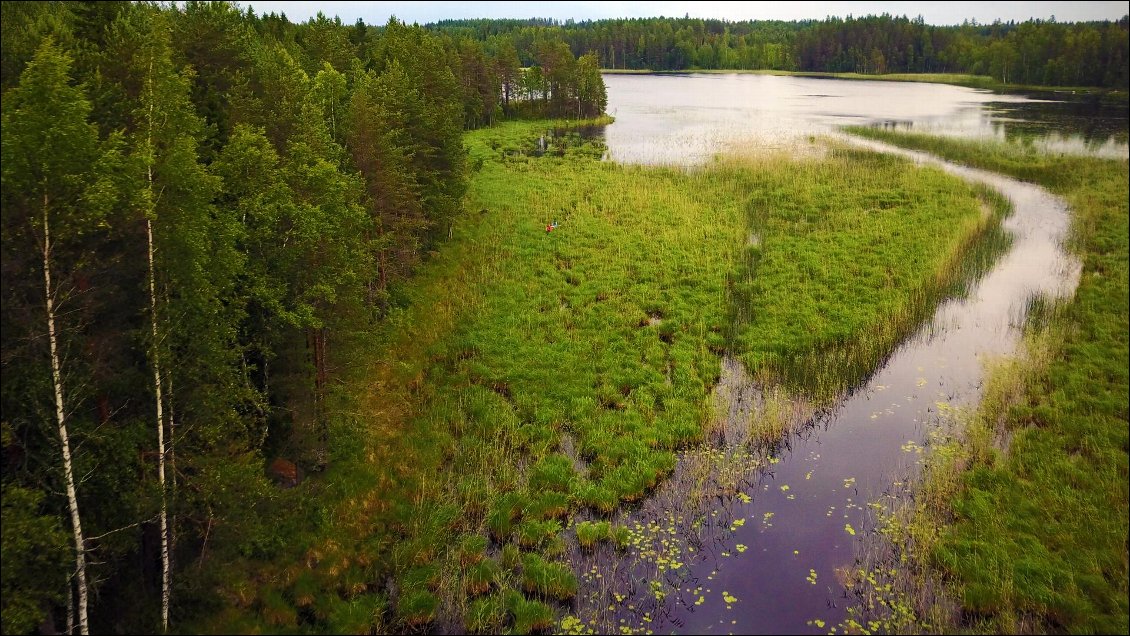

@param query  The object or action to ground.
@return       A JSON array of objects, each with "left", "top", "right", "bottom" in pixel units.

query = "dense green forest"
[
  {"left": 0, "top": 1, "right": 603, "bottom": 633},
  {"left": 432, "top": 14, "right": 1130, "bottom": 87}
]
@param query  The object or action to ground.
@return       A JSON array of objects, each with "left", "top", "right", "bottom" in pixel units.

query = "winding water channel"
[
  {"left": 560, "top": 74, "right": 1117, "bottom": 634},
  {"left": 670, "top": 139, "right": 1080, "bottom": 634}
]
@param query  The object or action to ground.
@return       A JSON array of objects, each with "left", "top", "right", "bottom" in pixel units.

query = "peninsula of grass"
[
  {"left": 196, "top": 119, "right": 1011, "bottom": 633},
  {"left": 845, "top": 127, "right": 1129, "bottom": 633},
  {"left": 717, "top": 147, "right": 1009, "bottom": 398}
]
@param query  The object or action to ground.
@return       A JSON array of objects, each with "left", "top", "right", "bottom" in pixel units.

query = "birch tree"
[
  {"left": 1, "top": 40, "right": 121, "bottom": 636},
  {"left": 105, "top": 6, "right": 230, "bottom": 629}
]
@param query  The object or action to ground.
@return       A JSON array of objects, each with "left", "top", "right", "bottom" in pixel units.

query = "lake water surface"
[{"left": 601, "top": 73, "right": 1128, "bottom": 163}]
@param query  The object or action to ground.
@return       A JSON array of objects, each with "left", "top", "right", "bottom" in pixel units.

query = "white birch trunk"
[
  {"left": 147, "top": 216, "right": 170, "bottom": 632},
  {"left": 145, "top": 57, "right": 171, "bottom": 631},
  {"left": 43, "top": 194, "right": 90, "bottom": 636},
  {"left": 66, "top": 570, "right": 74, "bottom": 635}
]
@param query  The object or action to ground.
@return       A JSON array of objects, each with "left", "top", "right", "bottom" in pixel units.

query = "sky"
[{"left": 238, "top": 1, "right": 1130, "bottom": 27}]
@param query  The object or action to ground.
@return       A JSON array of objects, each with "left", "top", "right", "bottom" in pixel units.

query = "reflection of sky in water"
[{"left": 602, "top": 73, "right": 1129, "bottom": 164}]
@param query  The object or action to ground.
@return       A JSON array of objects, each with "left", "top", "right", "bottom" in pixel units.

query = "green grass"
[
  {"left": 718, "top": 147, "right": 1010, "bottom": 398},
  {"left": 845, "top": 128, "right": 1129, "bottom": 633},
  {"left": 197, "top": 119, "right": 1009, "bottom": 633}
]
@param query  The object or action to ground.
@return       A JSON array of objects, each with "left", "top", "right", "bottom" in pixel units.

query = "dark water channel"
[{"left": 561, "top": 74, "right": 1109, "bottom": 635}]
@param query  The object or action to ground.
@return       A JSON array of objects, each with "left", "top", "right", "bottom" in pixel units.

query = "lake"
[{"left": 601, "top": 73, "right": 1129, "bottom": 164}]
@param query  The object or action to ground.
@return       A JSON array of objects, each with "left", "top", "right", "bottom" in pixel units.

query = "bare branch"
[{"left": 84, "top": 515, "right": 159, "bottom": 543}]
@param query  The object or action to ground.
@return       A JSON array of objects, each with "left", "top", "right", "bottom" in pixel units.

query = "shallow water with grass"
[
  {"left": 566, "top": 141, "right": 1083, "bottom": 635},
  {"left": 546, "top": 83, "right": 1094, "bottom": 632}
]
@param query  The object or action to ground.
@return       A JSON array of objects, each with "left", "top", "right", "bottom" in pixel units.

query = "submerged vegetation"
[{"left": 843, "top": 128, "right": 1129, "bottom": 634}]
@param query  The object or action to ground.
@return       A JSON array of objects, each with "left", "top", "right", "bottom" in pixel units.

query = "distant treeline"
[
  {"left": 430, "top": 14, "right": 1130, "bottom": 88},
  {"left": 0, "top": 1, "right": 603, "bottom": 633}
]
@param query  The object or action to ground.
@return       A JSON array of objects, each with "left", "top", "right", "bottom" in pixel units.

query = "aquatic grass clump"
[
  {"left": 464, "top": 558, "right": 502, "bottom": 597},
  {"left": 497, "top": 544, "right": 521, "bottom": 572},
  {"left": 323, "top": 594, "right": 387, "bottom": 634},
  {"left": 520, "top": 553, "right": 579, "bottom": 601},
  {"left": 258, "top": 587, "right": 298, "bottom": 627},
  {"left": 575, "top": 481, "right": 619, "bottom": 514},
  {"left": 401, "top": 564, "right": 441, "bottom": 592},
  {"left": 504, "top": 589, "right": 556, "bottom": 634},
  {"left": 397, "top": 589, "right": 439, "bottom": 628},
  {"left": 526, "top": 490, "right": 572, "bottom": 520},
  {"left": 575, "top": 520, "right": 613, "bottom": 549},
  {"left": 515, "top": 518, "right": 563, "bottom": 549},
  {"left": 574, "top": 519, "right": 633, "bottom": 552},
  {"left": 465, "top": 595, "right": 506, "bottom": 633},
  {"left": 528, "top": 454, "right": 578, "bottom": 493},
  {"left": 290, "top": 570, "right": 320, "bottom": 608},
  {"left": 610, "top": 524, "right": 632, "bottom": 551},
  {"left": 457, "top": 534, "right": 489, "bottom": 566},
  {"left": 746, "top": 386, "right": 793, "bottom": 444},
  {"left": 487, "top": 491, "right": 529, "bottom": 541}
]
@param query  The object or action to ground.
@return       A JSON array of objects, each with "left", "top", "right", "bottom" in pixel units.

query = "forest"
[
  {"left": 1, "top": 2, "right": 603, "bottom": 633},
  {"left": 433, "top": 13, "right": 1130, "bottom": 88}
]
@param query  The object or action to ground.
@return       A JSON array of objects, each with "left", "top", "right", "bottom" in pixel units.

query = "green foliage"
[
  {"left": 457, "top": 533, "right": 489, "bottom": 565},
  {"left": 500, "top": 544, "right": 522, "bottom": 571},
  {"left": 433, "top": 14, "right": 1129, "bottom": 88},
  {"left": 528, "top": 454, "right": 577, "bottom": 493},
  {"left": 724, "top": 146, "right": 1009, "bottom": 399},
  {"left": 464, "top": 558, "right": 502, "bottom": 597},
  {"left": 2, "top": 6, "right": 595, "bottom": 634},
  {"left": 515, "top": 518, "right": 563, "bottom": 549},
  {"left": 507, "top": 595, "right": 555, "bottom": 634},
  {"left": 0, "top": 485, "right": 69, "bottom": 634}
]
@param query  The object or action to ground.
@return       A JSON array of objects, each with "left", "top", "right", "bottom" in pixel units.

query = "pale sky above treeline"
[{"left": 239, "top": 1, "right": 1130, "bottom": 27}]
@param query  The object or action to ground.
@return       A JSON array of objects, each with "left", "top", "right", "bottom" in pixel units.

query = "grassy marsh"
[
  {"left": 199, "top": 119, "right": 1014, "bottom": 633},
  {"left": 842, "top": 128, "right": 1129, "bottom": 634}
]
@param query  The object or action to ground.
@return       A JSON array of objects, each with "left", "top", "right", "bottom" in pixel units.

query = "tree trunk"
[
  {"left": 166, "top": 362, "right": 177, "bottom": 590},
  {"left": 66, "top": 569, "right": 74, "bottom": 635},
  {"left": 147, "top": 215, "right": 170, "bottom": 632},
  {"left": 308, "top": 326, "right": 329, "bottom": 471},
  {"left": 145, "top": 59, "right": 171, "bottom": 631},
  {"left": 43, "top": 193, "right": 90, "bottom": 636}
]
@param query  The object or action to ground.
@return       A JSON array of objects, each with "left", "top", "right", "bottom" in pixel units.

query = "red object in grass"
[{"left": 546, "top": 224, "right": 553, "bottom": 232}]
